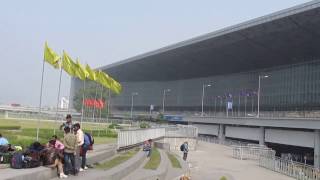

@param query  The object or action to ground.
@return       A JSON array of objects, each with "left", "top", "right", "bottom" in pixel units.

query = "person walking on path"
[
  {"left": 182, "top": 142, "right": 189, "bottom": 161},
  {"left": 73, "top": 123, "right": 85, "bottom": 172},
  {"left": 63, "top": 127, "right": 77, "bottom": 176}
]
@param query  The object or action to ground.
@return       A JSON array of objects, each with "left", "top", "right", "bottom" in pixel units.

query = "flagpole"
[
  {"left": 92, "top": 83, "right": 99, "bottom": 122},
  {"left": 91, "top": 83, "right": 99, "bottom": 135},
  {"left": 107, "top": 89, "right": 111, "bottom": 124},
  {"left": 98, "top": 84, "right": 103, "bottom": 137},
  {"left": 53, "top": 67, "right": 63, "bottom": 135},
  {"left": 36, "top": 59, "right": 45, "bottom": 141},
  {"left": 80, "top": 80, "right": 86, "bottom": 127}
]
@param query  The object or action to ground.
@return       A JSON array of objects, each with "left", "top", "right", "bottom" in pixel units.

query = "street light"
[
  {"left": 162, "top": 89, "right": 171, "bottom": 114},
  {"left": 201, "top": 84, "right": 212, "bottom": 116},
  {"left": 130, "top": 92, "right": 138, "bottom": 120},
  {"left": 257, "top": 75, "right": 269, "bottom": 118}
]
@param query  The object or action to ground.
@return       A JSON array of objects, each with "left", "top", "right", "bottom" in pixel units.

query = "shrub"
[
  {"left": 139, "top": 122, "right": 150, "bottom": 129},
  {"left": 220, "top": 176, "right": 227, "bottom": 180},
  {"left": 108, "top": 123, "right": 121, "bottom": 129}
]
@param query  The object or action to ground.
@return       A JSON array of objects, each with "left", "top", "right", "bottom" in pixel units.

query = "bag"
[
  {"left": 180, "top": 144, "right": 184, "bottom": 151},
  {"left": 84, "top": 133, "right": 94, "bottom": 145},
  {"left": 24, "top": 159, "right": 41, "bottom": 168},
  {"left": 10, "top": 152, "right": 24, "bottom": 169},
  {"left": 42, "top": 149, "right": 57, "bottom": 166},
  {"left": 27, "top": 151, "right": 41, "bottom": 162},
  {"left": 0, "top": 145, "right": 8, "bottom": 153},
  {"left": 1, "top": 152, "right": 13, "bottom": 164}
]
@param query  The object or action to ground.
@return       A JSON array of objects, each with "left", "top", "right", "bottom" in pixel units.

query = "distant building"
[
  {"left": 71, "top": 1, "right": 320, "bottom": 117},
  {"left": 60, "top": 97, "right": 69, "bottom": 109}
]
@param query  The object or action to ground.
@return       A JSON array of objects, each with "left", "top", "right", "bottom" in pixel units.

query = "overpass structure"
[
  {"left": 187, "top": 116, "right": 320, "bottom": 168},
  {"left": 70, "top": 0, "right": 320, "bottom": 168}
]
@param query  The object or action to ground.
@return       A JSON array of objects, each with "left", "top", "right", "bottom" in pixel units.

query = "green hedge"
[
  {"left": 108, "top": 123, "right": 122, "bottom": 129},
  {"left": 0, "top": 126, "right": 21, "bottom": 130}
]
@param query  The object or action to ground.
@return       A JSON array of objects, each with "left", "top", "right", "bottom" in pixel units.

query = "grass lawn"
[
  {"left": 166, "top": 152, "right": 182, "bottom": 168},
  {"left": 144, "top": 148, "right": 161, "bottom": 170},
  {"left": 0, "top": 118, "right": 117, "bottom": 149},
  {"left": 94, "top": 137, "right": 117, "bottom": 145},
  {"left": 96, "top": 148, "right": 140, "bottom": 170}
]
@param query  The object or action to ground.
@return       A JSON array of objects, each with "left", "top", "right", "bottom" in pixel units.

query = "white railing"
[
  {"left": 117, "top": 128, "right": 166, "bottom": 149},
  {"left": 260, "top": 156, "right": 320, "bottom": 180},
  {"left": 117, "top": 125, "right": 199, "bottom": 149},
  {"left": 198, "top": 135, "right": 248, "bottom": 146},
  {"left": 165, "top": 125, "right": 198, "bottom": 138},
  {"left": 232, "top": 145, "right": 275, "bottom": 160}
]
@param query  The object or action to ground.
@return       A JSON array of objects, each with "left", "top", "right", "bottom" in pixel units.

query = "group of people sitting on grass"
[{"left": 0, "top": 114, "right": 94, "bottom": 179}]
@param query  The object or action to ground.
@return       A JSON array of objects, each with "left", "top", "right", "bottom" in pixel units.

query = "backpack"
[
  {"left": 180, "top": 144, "right": 185, "bottom": 151},
  {"left": 84, "top": 133, "right": 94, "bottom": 145},
  {"left": 24, "top": 159, "right": 41, "bottom": 168},
  {"left": 10, "top": 152, "right": 24, "bottom": 169}
]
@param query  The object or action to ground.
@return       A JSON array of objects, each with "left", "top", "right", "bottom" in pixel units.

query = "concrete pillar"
[
  {"left": 314, "top": 130, "right": 320, "bottom": 168},
  {"left": 259, "top": 127, "right": 265, "bottom": 146},
  {"left": 218, "top": 124, "right": 225, "bottom": 144}
]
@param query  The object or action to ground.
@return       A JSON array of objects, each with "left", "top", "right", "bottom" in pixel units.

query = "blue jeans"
[
  {"left": 64, "top": 152, "right": 76, "bottom": 175},
  {"left": 81, "top": 144, "right": 89, "bottom": 168}
]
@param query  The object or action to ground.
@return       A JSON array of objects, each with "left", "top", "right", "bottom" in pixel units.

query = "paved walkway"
[{"left": 173, "top": 141, "right": 294, "bottom": 180}]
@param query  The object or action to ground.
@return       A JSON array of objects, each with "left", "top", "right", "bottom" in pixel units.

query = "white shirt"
[{"left": 76, "top": 129, "right": 84, "bottom": 146}]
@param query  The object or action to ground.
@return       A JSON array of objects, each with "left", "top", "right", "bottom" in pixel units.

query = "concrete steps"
[
  {"left": 122, "top": 149, "right": 170, "bottom": 180},
  {"left": 51, "top": 150, "right": 147, "bottom": 180}
]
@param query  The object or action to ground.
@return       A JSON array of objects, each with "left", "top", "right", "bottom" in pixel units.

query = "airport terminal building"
[{"left": 71, "top": 1, "right": 320, "bottom": 167}]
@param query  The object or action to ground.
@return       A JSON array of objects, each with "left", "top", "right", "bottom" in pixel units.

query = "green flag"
[
  {"left": 44, "top": 42, "right": 60, "bottom": 69},
  {"left": 85, "top": 64, "right": 96, "bottom": 81},
  {"left": 62, "top": 51, "right": 76, "bottom": 77}
]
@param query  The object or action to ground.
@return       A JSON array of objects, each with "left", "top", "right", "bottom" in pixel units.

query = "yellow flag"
[
  {"left": 75, "top": 59, "right": 89, "bottom": 81},
  {"left": 85, "top": 64, "right": 96, "bottom": 81},
  {"left": 96, "top": 70, "right": 122, "bottom": 94},
  {"left": 62, "top": 51, "right": 76, "bottom": 77},
  {"left": 44, "top": 42, "right": 60, "bottom": 69}
]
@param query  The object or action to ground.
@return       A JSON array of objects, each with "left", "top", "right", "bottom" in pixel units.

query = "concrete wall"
[
  {"left": 163, "top": 137, "right": 197, "bottom": 151},
  {"left": 225, "top": 126, "right": 260, "bottom": 141},
  {"left": 193, "top": 124, "right": 219, "bottom": 136},
  {"left": 265, "top": 129, "right": 314, "bottom": 148}
]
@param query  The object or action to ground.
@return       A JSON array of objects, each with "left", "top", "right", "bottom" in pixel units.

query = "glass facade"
[{"left": 72, "top": 59, "right": 320, "bottom": 117}]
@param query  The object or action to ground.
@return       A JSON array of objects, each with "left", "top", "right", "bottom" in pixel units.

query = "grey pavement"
[{"left": 171, "top": 141, "right": 294, "bottom": 180}]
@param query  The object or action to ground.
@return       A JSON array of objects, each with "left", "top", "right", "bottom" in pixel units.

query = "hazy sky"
[{"left": 0, "top": 0, "right": 310, "bottom": 107}]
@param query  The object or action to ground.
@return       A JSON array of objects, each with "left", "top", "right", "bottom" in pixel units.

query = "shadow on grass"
[
  {"left": 167, "top": 152, "right": 182, "bottom": 168},
  {"left": 144, "top": 148, "right": 161, "bottom": 170}
]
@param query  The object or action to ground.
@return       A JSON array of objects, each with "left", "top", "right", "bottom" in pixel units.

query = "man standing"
[
  {"left": 73, "top": 123, "right": 85, "bottom": 171},
  {"left": 182, "top": 142, "right": 189, "bottom": 161},
  {"left": 60, "top": 114, "right": 73, "bottom": 132},
  {"left": 63, "top": 127, "right": 77, "bottom": 175}
]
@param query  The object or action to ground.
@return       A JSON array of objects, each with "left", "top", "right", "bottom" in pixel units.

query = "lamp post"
[
  {"left": 257, "top": 75, "right": 269, "bottom": 118},
  {"left": 130, "top": 92, "right": 138, "bottom": 120},
  {"left": 201, "top": 84, "right": 212, "bottom": 116},
  {"left": 162, "top": 89, "right": 171, "bottom": 114}
]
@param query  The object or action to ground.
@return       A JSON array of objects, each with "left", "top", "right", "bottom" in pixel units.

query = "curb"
[{"left": 2, "top": 148, "right": 116, "bottom": 180}]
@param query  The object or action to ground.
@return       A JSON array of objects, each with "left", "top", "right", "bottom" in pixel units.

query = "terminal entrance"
[{"left": 266, "top": 142, "right": 314, "bottom": 166}]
